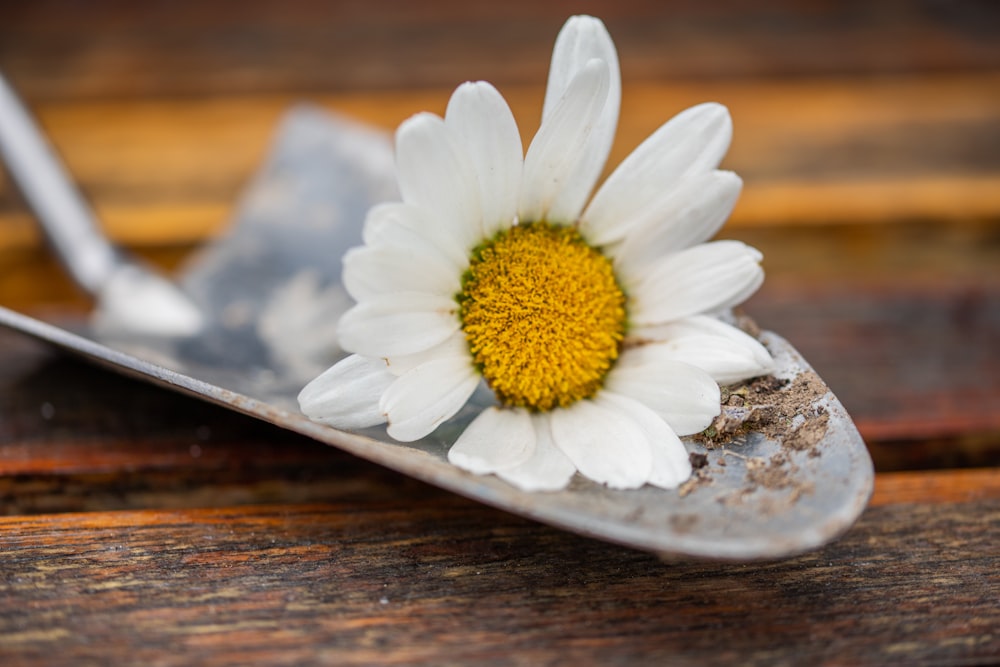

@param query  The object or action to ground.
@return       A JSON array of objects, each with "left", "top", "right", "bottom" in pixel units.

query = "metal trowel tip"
[{"left": 91, "top": 263, "right": 204, "bottom": 338}]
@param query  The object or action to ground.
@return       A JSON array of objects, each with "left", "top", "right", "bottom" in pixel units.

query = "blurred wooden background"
[{"left": 0, "top": 1, "right": 998, "bottom": 665}]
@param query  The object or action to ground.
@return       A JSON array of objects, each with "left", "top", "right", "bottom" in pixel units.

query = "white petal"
[
  {"left": 361, "top": 202, "right": 467, "bottom": 271},
  {"left": 337, "top": 292, "right": 460, "bottom": 357},
  {"left": 445, "top": 82, "right": 522, "bottom": 237},
  {"left": 380, "top": 356, "right": 480, "bottom": 442},
  {"left": 549, "top": 399, "right": 652, "bottom": 489},
  {"left": 448, "top": 407, "right": 535, "bottom": 475},
  {"left": 520, "top": 58, "right": 612, "bottom": 225},
  {"left": 497, "top": 414, "right": 577, "bottom": 492},
  {"left": 631, "top": 315, "right": 774, "bottom": 383},
  {"left": 395, "top": 112, "right": 482, "bottom": 254},
  {"left": 597, "top": 392, "right": 692, "bottom": 489},
  {"left": 539, "top": 15, "right": 621, "bottom": 223},
  {"left": 342, "top": 244, "right": 459, "bottom": 302},
  {"left": 581, "top": 103, "right": 733, "bottom": 245},
  {"left": 650, "top": 336, "right": 770, "bottom": 385},
  {"left": 630, "top": 241, "right": 764, "bottom": 325},
  {"left": 297, "top": 354, "right": 393, "bottom": 429},
  {"left": 606, "top": 352, "right": 720, "bottom": 436},
  {"left": 384, "top": 330, "right": 469, "bottom": 377},
  {"left": 544, "top": 16, "right": 620, "bottom": 118},
  {"left": 609, "top": 171, "right": 743, "bottom": 285}
]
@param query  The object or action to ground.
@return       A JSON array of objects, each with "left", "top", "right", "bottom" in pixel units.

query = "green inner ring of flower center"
[{"left": 457, "top": 221, "right": 627, "bottom": 411}]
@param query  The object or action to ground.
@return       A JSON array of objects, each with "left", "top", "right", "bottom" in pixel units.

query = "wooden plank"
[
  {"left": 0, "top": 497, "right": 996, "bottom": 666},
  {"left": 1, "top": 73, "right": 998, "bottom": 252},
  {"left": 2, "top": 0, "right": 999, "bottom": 99},
  {"left": 871, "top": 469, "right": 1000, "bottom": 507},
  {"left": 748, "top": 281, "right": 1000, "bottom": 445},
  {"left": 1, "top": 327, "right": 996, "bottom": 661},
  {"left": 3, "top": 431, "right": 999, "bottom": 516}
]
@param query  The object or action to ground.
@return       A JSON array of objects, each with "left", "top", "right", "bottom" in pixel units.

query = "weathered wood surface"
[
  {"left": 1, "top": 498, "right": 997, "bottom": 667},
  {"left": 3, "top": 0, "right": 999, "bottom": 99},
  {"left": 2, "top": 75, "right": 999, "bottom": 251},
  {"left": 0, "top": 1, "right": 998, "bottom": 664},
  {"left": 0, "top": 337, "right": 998, "bottom": 666},
  {"left": 0, "top": 310, "right": 998, "bottom": 666}
]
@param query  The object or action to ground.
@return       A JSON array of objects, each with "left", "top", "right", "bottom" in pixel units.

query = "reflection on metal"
[{"left": 0, "top": 107, "right": 873, "bottom": 560}]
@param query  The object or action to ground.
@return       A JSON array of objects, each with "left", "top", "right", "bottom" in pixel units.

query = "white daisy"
[{"left": 298, "top": 15, "right": 772, "bottom": 492}]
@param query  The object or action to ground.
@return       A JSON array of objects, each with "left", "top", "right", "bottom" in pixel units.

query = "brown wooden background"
[{"left": 1, "top": 1, "right": 998, "bottom": 665}]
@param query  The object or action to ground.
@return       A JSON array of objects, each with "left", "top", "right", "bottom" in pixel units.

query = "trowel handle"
[{"left": 0, "top": 71, "right": 122, "bottom": 295}]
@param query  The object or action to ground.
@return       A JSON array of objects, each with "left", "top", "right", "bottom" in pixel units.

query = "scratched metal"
[{"left": 0, "top": 107, "right": 873, "bottom": 560}]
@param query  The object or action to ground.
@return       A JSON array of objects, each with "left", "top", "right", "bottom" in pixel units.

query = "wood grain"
[
  {"left": 0, "top": 334, "right": 996, "bottom": 664},
  {"left": 0, "top": 498, "right": 997, "bottom": 666},
  {"left": 3, "top": 0, "right": 999, "bottom": 100},
  {"left": 871, "top": 468, "right": 1000, "bottom": 506},
  {"left": 2, "top": 331, "right": 994, "bottom": 665},
  {"left": 747, "top": 281, "right": 1000, "bottom": 445},
  {"left": 2, "top": 73, "right": 998, "bottom": 252}
]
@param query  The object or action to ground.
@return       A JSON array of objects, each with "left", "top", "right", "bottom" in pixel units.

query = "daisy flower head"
[{"left": 298, "top": 15, "right": 772, "bottom": 492}]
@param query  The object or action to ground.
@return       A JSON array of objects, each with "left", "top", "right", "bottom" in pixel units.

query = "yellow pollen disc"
[{"left": 458, "top": 222, "right": 627, "bottom": 411}]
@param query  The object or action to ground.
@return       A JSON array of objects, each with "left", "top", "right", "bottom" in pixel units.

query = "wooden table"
[{"left": 1, "top": 2, "right": 998, "bottom": 664}]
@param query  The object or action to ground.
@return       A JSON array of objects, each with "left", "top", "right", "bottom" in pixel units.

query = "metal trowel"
[{"left": 0, "top": 72, "right": 874, "bottom": 560}]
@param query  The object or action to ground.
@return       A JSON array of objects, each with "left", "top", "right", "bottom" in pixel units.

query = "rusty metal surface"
[{"left": 0, "top": 107, "right": 873, "bottom": 559}]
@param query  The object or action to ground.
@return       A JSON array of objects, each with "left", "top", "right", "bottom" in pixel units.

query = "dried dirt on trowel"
[
  {"left": 681, "top": 365, "right": 832, "bottom": 502},
  {"left": 695, "top": 371, "right": 830, "bottom": 456}
]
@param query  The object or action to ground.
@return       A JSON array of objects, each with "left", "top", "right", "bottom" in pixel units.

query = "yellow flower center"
[{"left": 458, "top": 222, "right": 627, "bottom": 411}]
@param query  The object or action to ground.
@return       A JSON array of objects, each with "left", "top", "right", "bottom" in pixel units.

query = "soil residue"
[
  {"left": 683, "top": 350, "right": 832, "bottom": 508},
  {"left": 689, "top": 452, "right": 709, "bottom": 470},
  {"left": 678, "top": 465, "right": 713, "bottom": 498},
  {"left": 786, "top": 411, "right": 830, "bottom": 456},
  {"left": 746, "top": 451, "right": 797, "bottom": 490},
  {"left": 721, "top": 450, "right": 816, "bottom": 507},
  {"left": 694, "top": 371, "right": 829, "bottom": 458}
]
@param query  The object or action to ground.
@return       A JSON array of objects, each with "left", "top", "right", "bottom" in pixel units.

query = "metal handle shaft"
[
  {"left": 0, "top": 71, "right": 203, "bottom": 336},
  {"left": 0, "top": 71, "right": 121, "bottom": 295}
]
